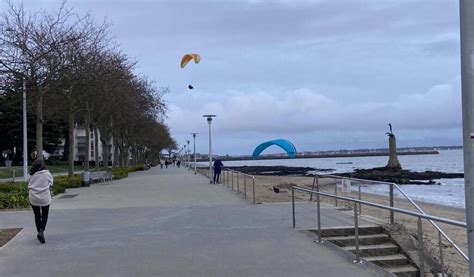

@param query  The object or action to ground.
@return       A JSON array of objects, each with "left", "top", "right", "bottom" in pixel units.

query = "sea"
[{"left": 217, "top": 149, "right": 465, "bottom": 208}]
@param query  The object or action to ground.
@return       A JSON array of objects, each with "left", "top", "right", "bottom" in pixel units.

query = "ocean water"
[{"left": 213, "top": 149, "right": 466, "bottom": 208}]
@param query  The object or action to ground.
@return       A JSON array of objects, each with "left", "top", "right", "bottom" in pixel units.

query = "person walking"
[
  {"left": 213, "top": 159, "right": 224, "bottom": 184},
  {"left": 28, "top": 159, "right": 53, "bottom": 244}
]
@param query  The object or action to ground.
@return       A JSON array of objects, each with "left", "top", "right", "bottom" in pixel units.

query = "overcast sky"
[{"left": 2, "top": 0, "right": 463, "bottom": 155}]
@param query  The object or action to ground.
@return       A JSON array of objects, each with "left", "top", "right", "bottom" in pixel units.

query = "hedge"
[
  {"left": 110, "top": 164, "right": 150, "bottom": 180},
  {"left": 0, "top": 165, "right": 151, "bottom": 209},
  {"left": 0, "top": 175, "right": 81, "bottom": 209}
]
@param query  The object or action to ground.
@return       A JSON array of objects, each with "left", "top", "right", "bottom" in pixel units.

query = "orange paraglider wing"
[{"left": 180, "top": 54, "right": 201, "bottom": 68}]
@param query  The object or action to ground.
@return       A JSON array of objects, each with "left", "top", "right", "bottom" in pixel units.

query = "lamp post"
[
  {"left": 183, "top": 144, "right": 187, "bottom": 168},
  {"left": 191, "top": 133, "right": 197, "bottom": 174},
  {"left": 203, "top": 115, "right": 216, "bottom": 183},
  {"left": 187, "top": 140, "right": 190, "bottom": 170},
  {"left": 22, "top": 81, "right": 28, "bottom": 181},
  {"left": 460, "top": 1, "right": 474, "bottom": 273}
]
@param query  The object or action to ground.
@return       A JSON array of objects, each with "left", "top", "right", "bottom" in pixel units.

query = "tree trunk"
[
  {"left": 67, "top": 111, "right": 75, "bottom": 177},
  {"left": 113, "top": 142, "right": 119, "bottom": 168},
  {"left": 386, "top": 135, "right": 402, "bottom": 171},
  {"left": 102, "top": 136, "right": 109, "bottom": 170},
  {"left": 94, "top": 128, "right": 99, "bottom": 170},
  {"left": 36, "top": 92, "right": 44, "bottom": 159},
  {"left": 84, "top": 117, "right": 90, "bottom": 171}
]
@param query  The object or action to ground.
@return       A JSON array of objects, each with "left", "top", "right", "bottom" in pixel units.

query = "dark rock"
[
  {"left": 226, "top": 166, "right": 318, "bottom": 176},
  {"left": 337, "top": 167, "right": 463, "bottom": 185}
]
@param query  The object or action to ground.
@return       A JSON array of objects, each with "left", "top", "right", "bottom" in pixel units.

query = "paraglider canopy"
[
  {"left": 252, "top": 139, "right": 297, "bottom": 160},
  {"left": 180, "top": 54, "right": 201, "bottom": 68}
]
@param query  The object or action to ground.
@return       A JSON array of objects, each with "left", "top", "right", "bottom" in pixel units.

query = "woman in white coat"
[{"left": 28, "top": 159, "right": 53, "bottom": 244}]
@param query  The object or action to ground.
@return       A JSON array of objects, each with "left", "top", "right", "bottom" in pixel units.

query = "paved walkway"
[{"left": 0, "top": 167, "right": 390, "bottom": 277}]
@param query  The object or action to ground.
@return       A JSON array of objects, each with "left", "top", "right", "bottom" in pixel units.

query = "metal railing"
[
  {"left": 309, "top": 174, "right": 469, "bottom": 262},
  {"left": 195, "top": 167, "right": 256, "bottom": 204},
  {"left": 292, "top": 185, "right": 467, "bottom": 276},
  {"left": 223, "top": 169, "right": 256, "bottom": 204}
]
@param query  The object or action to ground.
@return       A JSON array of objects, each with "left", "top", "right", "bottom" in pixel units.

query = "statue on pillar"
[{"left": 386, "top": 123, "right": 402, "bottom": 171}]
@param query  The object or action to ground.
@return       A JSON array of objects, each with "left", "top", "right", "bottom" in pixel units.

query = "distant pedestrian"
[
  {"left": 160, "top": 161, "right": 163, "bottom": 169},
  {"left": 28, "top": 159, "right": 53, "bottom": 244},
  {"left": 165, "top": 160, "right": 169, "bottom": 168},
  {"left": 173, "top": 159, "right": 176, "bottom": 167},
  {"left": 213, "top": 159, "right": 224, "bottom": 184},
  {"left": 177, "top": 160, "right": 181, "bottom": 168}
]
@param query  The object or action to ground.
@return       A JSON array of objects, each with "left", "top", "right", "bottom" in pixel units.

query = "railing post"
[
  {"left": 353, "top": 203, "right": 361, "bottom": 264},
  {"left": 292, "top": 186, "right": 295, "bottom": 228},
  {"left": 226, "top": 171, "right": 229, "bottom": 187},
  {"left": 438, "top": 231, "right": 446, "bottom": 277},
  {"left": 244, "top": 177, "right": 247, "bottom": 199},
  {"left": 417, "top": 217, "right": 425, "bottom": 276},
  {"left": 389, "top": 184, "right": 395, "bottom": 224},
  {"left": 334, "top": 180, "right": 338, "bottom": 207},
  {"left": 12, "top": 169, "right": 15, "bottom": 182},
  {"left": 237, "top": 172, "right": 240, "bottom": 193},
  {"left": 310, "top": 175, "right": 317, "bottom": 201},
  {"left": 252, "top": 177, "right": 256, "bottom": 204},
  {"left": 358, "top": 184, "right": 362, "bottom": 214},
  {"left": 231, "top": 171, "right": 234, "bottom": 190},
  {"left": 316, "top": 185, "right": 322, "bottom": 243}
]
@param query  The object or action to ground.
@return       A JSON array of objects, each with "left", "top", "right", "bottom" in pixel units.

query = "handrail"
[
  {"left": 225, "top": 168, "right": 255, "bottom": 179},
  {"left": 312, "top": 174, "right": 469, "bottom": 261},
  {"left": 223, "top": 168, "right": 256, "bottom": 204},
  {"left": 294, "top": 186, "right": 466, "bottom": 227},
  {"left": 196, "top": 166, "right": 257, "bottom": 204},
  {"left": 292, "top": 185, "right": 467, "bottom": 275}
]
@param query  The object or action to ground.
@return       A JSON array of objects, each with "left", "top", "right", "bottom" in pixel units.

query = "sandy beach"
[{"left": 222, "top": 172, "right": 469, "bottom": 276}]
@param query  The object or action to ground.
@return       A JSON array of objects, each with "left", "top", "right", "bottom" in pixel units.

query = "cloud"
[{"left": 168, "top": 78, "right": 461, "bottom": 135}]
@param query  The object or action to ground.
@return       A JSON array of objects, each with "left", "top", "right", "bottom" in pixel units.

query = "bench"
[{"left": 89, "top": 171, "right": 113, "bottom": 183}]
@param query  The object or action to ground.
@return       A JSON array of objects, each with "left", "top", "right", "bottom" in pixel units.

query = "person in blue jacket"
[{"left": 213, "top": 159, "right": 224, "bottom": 184}]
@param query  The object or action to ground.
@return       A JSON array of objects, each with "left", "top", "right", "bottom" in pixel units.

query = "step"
[
  {"left": 386, "top": 265, "right": 419, "bottom": 277},
  {"left": 364, "top": 254, "right": 411, "bottom": 267},
  {"left": 342, "top": 242, "right": 399, "bottom": 256},
  {"left": 316, "top": 225, "right": 383, "bottom": 237},
  {"left": 324, "top": 233, "right": 390, "bottom": 246}
]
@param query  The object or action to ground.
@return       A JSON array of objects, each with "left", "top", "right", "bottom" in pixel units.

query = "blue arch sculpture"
[{"left": 252, "top": 139, "right": 297, "bottom": 160}]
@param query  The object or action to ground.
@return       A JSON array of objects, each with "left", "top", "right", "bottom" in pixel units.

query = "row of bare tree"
[{"left": 0, "top": 2, "right": 176, "bottom": 176}]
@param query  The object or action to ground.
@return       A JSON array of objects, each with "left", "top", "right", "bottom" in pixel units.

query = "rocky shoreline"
[
  {"left": 337, "top": 167, "right": 464, "bottom": 185},
  {"left": 225, "top": 165, "right": 463, "bottom": 185}
]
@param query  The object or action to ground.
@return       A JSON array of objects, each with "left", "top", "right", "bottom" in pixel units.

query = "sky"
[{"left": 1, "top": 0, "right": 463, "bottom": 155}]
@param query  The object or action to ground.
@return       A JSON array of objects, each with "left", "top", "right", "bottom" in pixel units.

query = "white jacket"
[{"left": 28, "top": 170, "right": 54, "bottom": 206}]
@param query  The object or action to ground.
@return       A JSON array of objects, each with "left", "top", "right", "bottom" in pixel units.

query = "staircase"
[{"left": 315, "top": 225, "right": 419, "bottom": 277}]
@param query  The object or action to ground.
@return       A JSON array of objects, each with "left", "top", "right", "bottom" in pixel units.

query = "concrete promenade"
[{"left": 0, "top": 167, "right": 390, "bottom": 276}]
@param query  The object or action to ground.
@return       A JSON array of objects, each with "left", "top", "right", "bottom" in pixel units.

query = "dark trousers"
[
  {"left": 213, "top": 170, "right": 221, "bottom": 183},
  {"left": 31, "top": 204, "right": 50, "bottom": 232}
]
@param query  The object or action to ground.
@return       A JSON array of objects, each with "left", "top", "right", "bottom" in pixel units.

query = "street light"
[
  {"left": 187, "top": 140, "right": 190, "bottom": 170},
  {"left": 191, "top": 133, "right": 198, "bottom": 174},
  {"left": 5, "top": 28, "right": 28, "bottom": 181},
  {"left": 22, "top": 81, "right": 27, "bottom": 181},
  {"left": 202, "top": 115, "right": 216, "bottom": 183},
  {"left": 183, "top": 144, "right": 187, "bottom": 168},
  {"left": 460, "top": 1, "right": 474, "bottom": 272}
]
